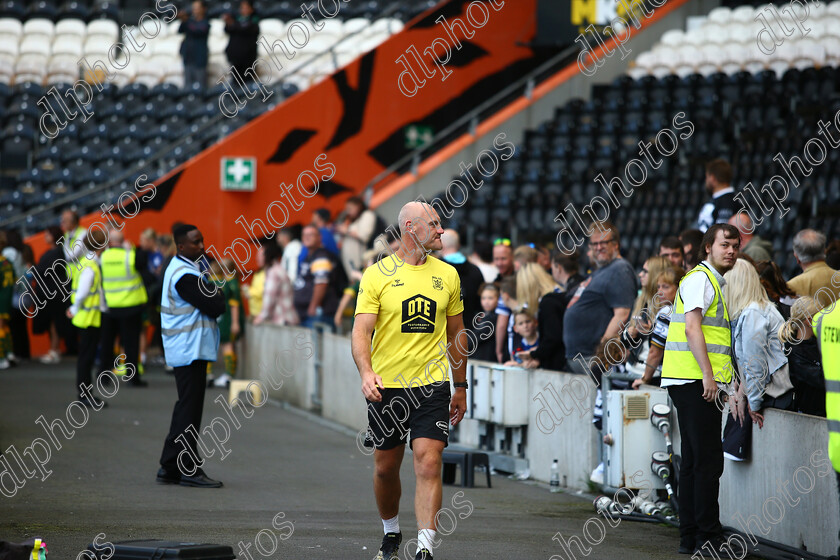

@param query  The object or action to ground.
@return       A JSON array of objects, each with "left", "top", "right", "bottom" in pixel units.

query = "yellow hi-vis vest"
[
  {"left": 101, "top": 247, "right": 148, "bottom": 309},
  {"left": 64, "top": 227, "right": 86, "bottom": 281},
  {"left": 661, "top": 263, "right": 734, "bottom": 383},
  {"left": 814, "top": 307, "right": 840, "bottom": 472},
  {"left": 70, "top": 257, "right": 102, "bottom": 329}
]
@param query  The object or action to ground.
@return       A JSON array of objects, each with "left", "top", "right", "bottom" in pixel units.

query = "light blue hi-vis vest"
[{"left": 160, "top": 256, "right": 220, "bottom": 367}]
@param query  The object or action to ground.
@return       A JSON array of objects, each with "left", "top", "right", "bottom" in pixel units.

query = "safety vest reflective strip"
[
  {"left": 161, "top": 319, "right": 218, "bottom": 336},
  {"left": 71, "top": 259, "right": 101, "bottom": 329},
  {"left": 661, "top": 264, "right": 733, "bottom": 383},
  {"left": 101, "top": 248, "right": 147, "bottom": 308},
  {"left": 815, "top": 310, "right": 840, "bottom": 472}
]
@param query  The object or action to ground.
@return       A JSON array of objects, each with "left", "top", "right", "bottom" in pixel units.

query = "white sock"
[
  {"left": 417, "top": 529, "right": 436, "bottom": 555},
  {"left": 382, "top": 514, "right": 400, "bottom": 534}
]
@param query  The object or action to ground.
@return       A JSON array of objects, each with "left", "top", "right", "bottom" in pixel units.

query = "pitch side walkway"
[{"left": 0, "top": 360, "right": 684, "bottom": 560}]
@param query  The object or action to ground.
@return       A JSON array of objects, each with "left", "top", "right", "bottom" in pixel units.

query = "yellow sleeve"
[
  {"left": 447, "top": 268, "right": 464, "bottom": 316},
  {"left": 354, "top": 268, "right": 380, "bottom": 315}
]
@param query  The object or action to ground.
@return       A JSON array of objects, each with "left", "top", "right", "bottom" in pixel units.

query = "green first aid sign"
[{"left": 221, "top": 157, "right": 256, "bottom": 191}]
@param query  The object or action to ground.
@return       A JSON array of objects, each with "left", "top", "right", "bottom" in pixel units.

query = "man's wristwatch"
[{"left": 453, "top": 381, "right": 468, "bottom": 389}]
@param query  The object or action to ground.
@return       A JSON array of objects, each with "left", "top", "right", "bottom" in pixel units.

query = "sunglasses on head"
[{"left": 494, "top": 238, "right": 511, "bottom": 246}]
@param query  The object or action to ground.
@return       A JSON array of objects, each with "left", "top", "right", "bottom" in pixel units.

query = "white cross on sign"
[{"left": 221, "top": 157, "right": 256, "bottom": 191}]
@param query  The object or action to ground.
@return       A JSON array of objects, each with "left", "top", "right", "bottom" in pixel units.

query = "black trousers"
[
  {"left": 99, "top": 309, "right": 142, "bottom": 382},
  {"left": 668, "top": 381, "right": 724, "bottom": 542},
  {"left": 159, "top": 360, "right": 208, "bottom": 475},
  {"left": 76, "top": 326, "right": 100, "bottom": 397},
  {"left": 9, "top": 306, "right": 29, "bottom": 358}
]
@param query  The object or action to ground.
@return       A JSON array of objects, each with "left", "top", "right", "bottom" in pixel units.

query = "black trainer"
[
  {"left": 375, "top": 532, "right": 401, "bottom": 560},
  {"left": 678, "top": 535, "right": 696, "bottom": 554},
  {"left": 414, "top": 549, "right": 433, "bottom": 560}
]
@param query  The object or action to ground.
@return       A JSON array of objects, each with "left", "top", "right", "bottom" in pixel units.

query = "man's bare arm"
[
  {"left": 351, "top": 313, "right": 383, "bottom": 401},
  {"left": 600, "top": 307, "right": 631, "bottom": 344},
  {"left": 446, "top": 313, "right": 468, "bottom": 384},
  {"left": 684, "top": 308, "right": 718, "bottom": 401}
]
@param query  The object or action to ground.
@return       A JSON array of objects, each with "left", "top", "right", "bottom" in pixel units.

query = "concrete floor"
[{"left": 0, "top": 359, "right": 688, "bottom": 559}]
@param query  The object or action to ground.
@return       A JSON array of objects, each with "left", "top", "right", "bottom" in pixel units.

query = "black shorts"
[{"left": 364, "top": 381, "right": 451, "bottom": 450}]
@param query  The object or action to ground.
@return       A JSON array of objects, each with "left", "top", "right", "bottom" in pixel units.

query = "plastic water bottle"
[{"left": 550, "top": 459, "right": 560, "bottom": 493}]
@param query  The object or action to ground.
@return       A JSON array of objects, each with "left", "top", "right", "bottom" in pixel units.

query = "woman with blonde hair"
[
  {"left": 514, "top": 262, "right": 566, "bottom": 370},
  {"left": 722, "top": 259, "right": 794, "bottom": 459},
  {"left": 779, "top": 296, "right": 825, "bottom": 416}
]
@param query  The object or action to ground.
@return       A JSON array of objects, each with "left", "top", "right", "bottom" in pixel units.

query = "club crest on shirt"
[{"left": 432, "top": 276, "right": 443, "bottom": 291}]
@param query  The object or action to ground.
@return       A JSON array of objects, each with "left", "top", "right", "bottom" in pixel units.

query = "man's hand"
[
  {"left": 361, "top": 370, "right": 384, "bottom": 402},
  {"left": 65, "top": 308, "right": 74, "bottom": 319},
  {"left": 231, "top": 322, "right": 240, "bottom": 336},
  {"left": 631, "top": 378, "right": 645, "bottom": 390},
  {"left": 450, "top": 388, "right": 467, "bottom": 426},
  {"left": 702, "top": 375, "right": 718, "bottom": 402}
]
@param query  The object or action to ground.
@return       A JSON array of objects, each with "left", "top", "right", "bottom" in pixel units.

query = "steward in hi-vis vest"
[
  {"left": 157, "top": 224, "right": 225, "bottom": 489},
  {"left": 813, "top": 301, "right": 840, "bottom": 560},
  {"left": 660, "top": 223, "right": 740, "bottom": 557},
  {"left": 99, "top": 230, "right": 149, "bottom": 387},
  {"left": 67, "top": 228, "right": 108, "bottom": 408}
]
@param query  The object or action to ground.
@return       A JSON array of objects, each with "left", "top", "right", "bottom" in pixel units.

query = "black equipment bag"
[{"left": 87, "top": 540, "right": 235, "bottom": 560}]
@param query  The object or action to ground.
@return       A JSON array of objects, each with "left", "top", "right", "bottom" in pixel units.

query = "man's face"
[
  {"left": 660, "top": 246, "right": 683, "bottom": 269},
  {"left": 707, "top": 230, "right": 739, "bottom": 273},
  {"left": 192, "top": 1, "right": 205, "bottom": 17},
  {"left": 179, "top": 229, "right": 205, "bottom": 261},
  {"left": 240, "top": 1, "right": 253, "bottom": 16},
  {"left": 60, "top": 211, "right": 75, "bottom": 233},
  {"left": 311, "top": 212, "right": 324, "bottom": 228},
  {"left": 302, "top": 226, "right": 321, "bottom": 250},
  {"left": 493, "top": 245, "right": 513, "bottom": 275},
  {"left": 407, "top": 209, "right": 443, "bottom": 253},
  {"left": 589, "top": 229, "right": 618, "bottom": 267},
  {"left": 704, "top": 172, "right": 715, "bottom": 195}
]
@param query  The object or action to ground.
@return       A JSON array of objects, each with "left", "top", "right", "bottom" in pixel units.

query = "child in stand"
[
  {"left": 207, "top": 259, "right": 244, "bottom": 388},
  {"left": 471, "top": 283, "right": 499, "bottom": 362},
  {"left": 505, "top": 307, "right": 539, "bottom": 367}
]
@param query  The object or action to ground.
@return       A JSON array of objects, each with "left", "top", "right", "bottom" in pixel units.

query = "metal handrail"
[
  {"left": 1, "top": 3, "right": 405, "bottom": 232},
  {"left": 362, "top": 43, "right": 579, "bottom": 196}
]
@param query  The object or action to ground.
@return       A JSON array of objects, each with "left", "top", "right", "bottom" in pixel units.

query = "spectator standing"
[
  {"left": 59, "top": 209, "right": 87, "bottom": 269},
  {"left": 207, "top": 259, "right": 244, "bottom": 388},
  {"left": 723, "top": 259, "right": 794, "bottom": 460},
  {"left": 178, "top": 1, "right": 210, "bottom": 90},
  {"left": 780, "top": 296, "right": 824, "bottom": 417},
  {"left": 254, "top": 242, "right": 298, "bottom": 326},
  {"left": 440, "top": 230, "right": 483, "bottom": 330},
  {"left": 66, "top": 228, "right": 108, "bottom": 408},
  {"left": 223, "top": 0, "right": 259, "bottom": 80},
  {"left": 140, "top": 228, "right": 163, "bottom": 276},
  {"left": 278, "top": 226, "right": 303, "bottom": 284},
  {"left": 100, "top": 229, "right": 148, "bottom": 387},
  {"left": 788, "top": 229, "right": 840, "bottom": 309},
  {"left": 563, "top": 222, "right": 636, "bottom": 376},
  {"left": 696, "top": 158, "right": 738, "bottom": 232},
  {"left": 728, "top": 212, "right": 772, "bottom": 262},
  {"left": 551, "top": 251, "right": 585, "bottom": 298},
  {"left": 294, "top": 226, "right": 340, "bottom": 329},
  {"left": 659, "top": 236, "right": 685, "bottom": 270},
  {"left": 35, "top": 226, "right": 76, "bottom": 363},
  {"left": 471, "top": 283, "right": 499, "bottom": 362},
  {"left": 515, "top": 262, "right": 566, "bottom": 371},
  {"left": 660, "top": 223, "right": 740, "bottom": 556},
  {"left": 311, "top": 208, "right": 339, "bottom": 256},
  {"left": 680, "top": 229, "right": 704, "bottom": 270},
  {"left": 632, "top": 267, "right": 685, "bottom": 389},
  {"left": 337, "top": 196, "right": 377, "bottom": 279},
  {"left": 156, "top": 224, "right": 225, "bottom": 488},
  {"left": 492, "top": 238, "right": 515, "bottom": 363},
  {"left": 0, "top": 233, "right": 15, "bottom": 370},
  {"left": 755, "top": 260, "right": 797, "bottom": 320},
  {"left": 468, "top": 239, "right": 498, "bottom": 283}
]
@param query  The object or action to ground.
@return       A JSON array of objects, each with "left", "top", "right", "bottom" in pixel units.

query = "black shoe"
[
  {"left": 678, "top": 535, "right": 696, "bottom": 554},
  {"left": 155, "top": 467, "right": 180, "bottom": 484},
  {"left": 180, "top": 470, "right": 223, "bottom": 488},
  {"left": 375, "top": 532, "right": 401, "bottom": 560},
  {"left": 414, "top": 549, "right": 432, "bottom": 560},
  {"left": 79, "top": 395, "right": 108, "bottom": 409},
  {"left": 129, "top": 378, "right": 148, "bottom": 387},
  {"left": 693, "top": 536, "right": 726, "bottom": 557}
]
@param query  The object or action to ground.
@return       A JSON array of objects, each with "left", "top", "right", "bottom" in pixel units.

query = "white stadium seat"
[
  {"left": 343, "top": 17, "right": 370, "bottom": 36},
  {"left": 731, "top": 5, "right": 756, "bottom": 23},
  {"left": 210, "top": 18, "right": 226, "bottom": 36},
  {"left": 696, "top": 44, "right": 726, "bottom": 76},
  {"left": 259, "top": 18, "right": 285, "bottom": 37},
  {"left": 793, "top": 38, "right": 827, "bottom": 69},
  {"left": 659, "top": 29, "right": 685, "bottom": 47},
  {"left": 14, "top": 54, "right": 48, "bottom": 83},
  {"left": 23, "top": 18, "right": 54, "bottom": 40},
  {"left": 706, "top": 6, "right": 732, "bottom": 24},
  {"left": 86, "top": 19, "right": 118, "bottom": 42},
  {"left": 54, "top": 18, "right": 86, "bottom": 40},
  {"left": 83, "top": 36, "right": 112, "bottom": 57},
  {"left": 0, "top": 37, "right": 19, "bottom": 57},
  {"left": 19, "top": 36, "right": 50, "bottom": 57},
  {"left": 0, "top": 18, "right": 23, "bottom": 38}
]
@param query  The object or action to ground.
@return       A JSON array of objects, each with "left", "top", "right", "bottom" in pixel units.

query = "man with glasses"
[
  {"left": 563, "top": 221, "right": 637, "bottom": 376},
  {"left": 491, "top": 238, "right": 515, "bottom": 363}
]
